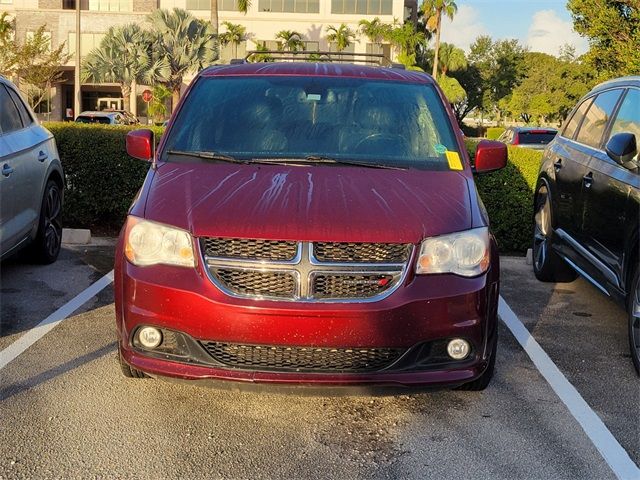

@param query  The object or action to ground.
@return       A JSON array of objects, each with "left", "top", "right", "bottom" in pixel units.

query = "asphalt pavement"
[{"left": 0, "top": 243, "right": 638, "bottom": 479}]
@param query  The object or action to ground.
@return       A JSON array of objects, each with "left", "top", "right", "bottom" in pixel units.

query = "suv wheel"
[
  {"left": 532, "top": 185, "right": 577, "bottom": 282},
  {"left": 457, "top": 333, "right": 497, "bottom": 391},
  {"left": 118, "top": 350, "right": 149, "bottom": 379},
  {"left": 31, "top": 179, "right": 63, "bottom": 264},
  {"left": 628, "top": 267, "right": 640, "bottom": 375}
]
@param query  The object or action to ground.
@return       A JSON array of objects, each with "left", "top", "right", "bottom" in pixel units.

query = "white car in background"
[{"left": 0, "top": 75, "right": 64, "bottom": 263}]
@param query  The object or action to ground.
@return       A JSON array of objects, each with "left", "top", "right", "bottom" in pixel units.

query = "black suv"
[{"left": 532, "top": 76, "right": 640, "bottom": 374}]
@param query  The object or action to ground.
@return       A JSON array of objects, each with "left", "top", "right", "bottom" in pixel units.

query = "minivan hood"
[{"left": 144, "top": 162, "right": 472, "bottom": 244}]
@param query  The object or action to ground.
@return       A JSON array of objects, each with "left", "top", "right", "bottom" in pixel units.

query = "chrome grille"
[
  {"left": 202, "top": 237, "right": 298, "bottom": 261},
  {"left": 214, "top": 268, "right": 296, "bottom": 298},
  {"left": 313, "top": 274, "right": 394, "bottom": 299},
  {"left": 314, "top": 242, "right": 411, "bottom": 263},
  {"left": 202, "top": 239, "right": 411, "bottom": 302},
  {"left": 200, "top": 341, "right": 404, "bottom": 372}
]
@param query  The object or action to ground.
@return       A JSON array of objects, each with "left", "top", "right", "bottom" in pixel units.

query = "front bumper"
[{"left": 114, "top": 239, "right": 499, "bottom": 389}]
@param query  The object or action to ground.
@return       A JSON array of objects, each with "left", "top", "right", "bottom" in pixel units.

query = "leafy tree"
[
  {"left": 248, "top": 43, "right": 274, "bottom": 62},
  {"left": 358, "top": 17, "right": 391, "bottom": 46},
  {"left": 325, "top": 24, "right": 356, "bottom": 52},
  {"left": 0, "top": 12, "right": 14, "bottom": 75},
  {"left": 438, "top": 74, "right": 466, "bottom": 104},
  {"left": 83, "top": 24, "right": 169, "bottom": 112},
  {"left": 568, "top": 0, "right": 640, "bottom": 78},
  {"left": 147, "top": 84, "right": 172, "bottom": 123},
  {"left": 450, "top": 64, "right": 483, "bottom": 123},
  {"left": 275, "top": 30, "right": 305, "bottom": 52},
  {"left": 385, "top": 21, "right": 425, "bottom": 68},
  {"left": 468, "top": 35, "right": 527, "bottom": 119},
  {"left": 219, "top": 21, "right": 247, "bottom": 58},
  {"left": 436, "top": 42, "right": 466, "bottom": 75},
  {"left": 421, "top": 0, "right": 458, "bottom": 77},
  {"left": 148, "top": 8, "right": 217, "bottom": 110}
]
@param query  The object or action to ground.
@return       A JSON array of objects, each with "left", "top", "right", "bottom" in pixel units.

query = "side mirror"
[
  {"left": 606, "top": 132, "right": 637, "bottom": 168},
  {"left": 474, "top": 140, "right": 507, "bottom": 174},
  {"left": 126, "top": 129, "right": 154, "bottom": 162}
]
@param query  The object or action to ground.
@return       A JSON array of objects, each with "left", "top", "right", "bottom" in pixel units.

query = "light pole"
[{"left": 73, "top": 0, "right": 81, "bottom": 120}]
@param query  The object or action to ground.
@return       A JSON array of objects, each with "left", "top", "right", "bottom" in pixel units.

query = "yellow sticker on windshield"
[{"left": 445, "top": 151, "right": 463, "bottom": 171}]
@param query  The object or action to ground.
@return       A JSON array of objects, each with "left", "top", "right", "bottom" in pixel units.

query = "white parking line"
[
  {"left": 0, "top": 270, "right": 114, "bottom": 371},
  {"left": 499, "top": 296, "right": 640, "bottom": 480}
]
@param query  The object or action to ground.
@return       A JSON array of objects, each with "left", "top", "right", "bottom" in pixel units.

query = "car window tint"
[
  {"left": 575, "top": 89, "right": 623, "bottom": 149},
  {"left": 0, "top": 85, "right": 24, "bottom": 134},
  {"left": 6, "top": 87, "right": 33, "bottom": 127},
  {"left": 608, "top": 88, "right": 640, "bottom": 154},
  {"left": 562, "top": 97, "right": 593, "bottom": 139},
  {"left": 518, "top": 131, "right": 557, "bottom": 144},
  {"left": 76, "top": 116, "right": 111, "bottom": 124}
]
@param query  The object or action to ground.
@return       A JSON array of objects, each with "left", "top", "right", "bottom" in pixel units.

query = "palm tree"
[
  {"left": 220, "top": 21, "right": 247, "bottom": 59},
  {"left": 436, "top": 42, "right": 466, "bottom": 76},
  {"left": 325, "top": 24, "right": 356, "bottom": 53},
  {"left": 82, "top": 24, "right": 169, "bottom": 112},
  {"left": 358, "top": 18, "right": 390, "bottom": 47},
  {"left": 421, "top": 0, "right": 457, "bottom": 77},
  {"left": 237, "top": 0, "right": 251, "bottom": 13},
  {"left": 210, "top": 0, "right": 218, "bottom": 37},
  {"left": 386, "top": 22, "right": 425, "bottom": 67},
  {"left": 275, "top": 30, "right": 305, "bottom": 52},
  {"left": 148, "top": 8, "right": 217, "bottom": 111}
]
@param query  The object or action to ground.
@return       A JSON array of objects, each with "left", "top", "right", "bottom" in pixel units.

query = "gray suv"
[{"left": 0, "top": 76, "right": 64, "bottom": 263}]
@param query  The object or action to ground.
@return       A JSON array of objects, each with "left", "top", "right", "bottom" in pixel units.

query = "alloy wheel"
[
  {"left": 44, "top": 184, "right": 62, "bottom": 258},
  {"left": 533, "top": 187, "right": 551, "bottom": 271}
]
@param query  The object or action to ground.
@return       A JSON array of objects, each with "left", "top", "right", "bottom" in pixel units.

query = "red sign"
[{"left": 142, "top": 89, "right": 153, "bottom": 103}]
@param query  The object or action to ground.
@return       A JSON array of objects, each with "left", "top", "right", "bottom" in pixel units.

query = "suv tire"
[
  {"left": 532, "top": 184, "right": 577, "bottom": 283},
  {"left": 628, "top": 267, "right": 640, "bottom": 376},
  {"left": 118, "top": 350, "right": 149, "bottom": 379},
  {"left": 457, "top": 333, "right": 497, "bottom": 391},
  {"left": 31, "top": 179, "right": 63, "bottom": 264}
]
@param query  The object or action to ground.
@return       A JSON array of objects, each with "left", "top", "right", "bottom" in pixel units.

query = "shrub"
[
  {"left": 44, "top": 122, "right": 163, "bottom": 231},
  {"left": 466, "top": 141, "right": 543, "bottom": 253},
  {"left": 486, "top": 127, "right": 505, "bottom": 140},
  {"left": 461, "top": 124, "right": 486, "bottom": 138}
]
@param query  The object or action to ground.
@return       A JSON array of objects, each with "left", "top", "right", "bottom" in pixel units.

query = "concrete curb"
[{"left": 62, "top": 228, "right": 91, "bottom": 245}]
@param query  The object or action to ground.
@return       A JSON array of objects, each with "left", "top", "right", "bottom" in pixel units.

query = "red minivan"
[{"left": 115, "top": 61, "right": 507, "bottom": 391}]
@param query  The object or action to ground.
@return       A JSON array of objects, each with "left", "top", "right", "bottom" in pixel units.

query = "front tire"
[
  {"left": 628, "top": 267, "right": 640, "bottom": 376},
  {"left": 532, "top": 184, "right": 577, "bottom": 282},
  {"left": 457, "top": 333, "right": 497, "bottom": 391},
  {"left": 118, "top": 350, "right": 149, "bottom": 379},
  {"left": 31, "top": 179, "right": 63, "bottom": 264}
]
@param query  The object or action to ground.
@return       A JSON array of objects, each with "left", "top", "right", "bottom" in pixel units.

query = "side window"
[
  {"left": 608, "top": 88, "right": 640, "bottom": 151},
  {"left": 6, "top": 87, "right": 33, "bottom": 127},
  {"left": 562, "top": 97, "right": 593, "bottom": 139},
  {"left": 575, "top": 89, "right": 623, "bottom": 149},
  {"left": 0, "top": 85, "right": 24, "bottom": 134}
]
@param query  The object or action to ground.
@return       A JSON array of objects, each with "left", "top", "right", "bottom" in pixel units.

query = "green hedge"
[
  {"left": 486, "top": 127, "right": 506, "bottom": 140},
  {"left": 466, "top": 141, "right": 543, "bottom": 253},
  {"left": 44, "top": 122, "right": 163, "bottom": 231}
]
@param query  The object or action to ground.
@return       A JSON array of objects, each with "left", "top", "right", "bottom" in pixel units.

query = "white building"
[{"left": 2, "top": 0, "right": 417, "bottom": 121}]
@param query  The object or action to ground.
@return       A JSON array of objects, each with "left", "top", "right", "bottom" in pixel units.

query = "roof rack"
[{"left": 235, "top": 50, "right": 404, "bottom": 68}]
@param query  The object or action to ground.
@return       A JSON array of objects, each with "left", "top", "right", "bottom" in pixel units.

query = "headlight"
[
  {"left": 416, "top": 227, "right": 490, "bottom": 277},
  {"left": 124, "top": 216, "right": 195, "bottom": 267}
]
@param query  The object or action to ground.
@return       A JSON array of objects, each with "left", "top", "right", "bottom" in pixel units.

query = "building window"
[
  {"left": 219, "top": 41, "right": 247, "bottom": 62},
  {"left": 258, "top": 0, "right": 319, "bottom": 13},
  {"left": 331, "top": 0, "right": 391, "bottom": 14},
  {"left": 329, "top": 42, "right": 355, "bottom": 53},
  {"left": 63, "top": 0, "right": 90, "bottom": 8},
  {"left": 220, "top": 0, "right": 239, "bottom": 10},
  {"left": 67, "top": 32, "right": 105, "bottom": 57},
  {"left": 186, "top": 0, "right": 209, "bottom": 9},
  {"left": 303, "top": 41, "right": 319, "bottom": 51},
  {"left": 88, "top": 0, "right": 132, "bottom": 11}
]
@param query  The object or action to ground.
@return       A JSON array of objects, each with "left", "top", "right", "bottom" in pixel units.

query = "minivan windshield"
[{"left": 162, "top": 76, "right": 462, "bottom": 171}]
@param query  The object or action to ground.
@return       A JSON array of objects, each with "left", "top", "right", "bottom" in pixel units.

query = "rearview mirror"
[
  {"left": 474, "top": 140, "right": 508, "bottom": 174},
  {"left": 606, "top": 132, "right": 637, "bottom": 169},
  {"left": 126, "top": 129, "right": 154, "bottom": 162}
]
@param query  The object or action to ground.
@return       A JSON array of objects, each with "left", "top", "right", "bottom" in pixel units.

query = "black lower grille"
[
  {"left": 313, "top": 274, "right": 394, "bottom": 299},
  {"left": 215, "top": 268, "right": 296, "bottom": 298},
  {"left": 200, "top": 341, "right": 404, "bottom": 372}
]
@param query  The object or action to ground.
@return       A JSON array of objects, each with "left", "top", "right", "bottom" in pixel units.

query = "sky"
[{"left": 438, "top": 0, "right": 590, "bottom": 57}]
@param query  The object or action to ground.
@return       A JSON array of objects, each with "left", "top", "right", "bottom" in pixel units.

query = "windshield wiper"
[
  {"left": 167, "top": 150, "right": 249, "bottom": 164},
  {"left": 252, "top": 155, "right": 406, "bottom": 170}
]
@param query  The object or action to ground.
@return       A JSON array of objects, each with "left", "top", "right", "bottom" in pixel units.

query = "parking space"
[{"left": 0, "top": 246, "right": 638, "bottom": 479}]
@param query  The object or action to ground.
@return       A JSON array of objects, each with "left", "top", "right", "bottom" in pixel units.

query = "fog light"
[
  {"left": 447, "top": 338, "right": 470, "bottom": 360},
  {"left": 138, "top": 326, "right": 162, "bottom": 349}
]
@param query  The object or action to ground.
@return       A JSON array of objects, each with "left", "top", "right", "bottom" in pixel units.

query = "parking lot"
[{"left": 1, "top": 242, "right": 638, "bottom": 480}]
